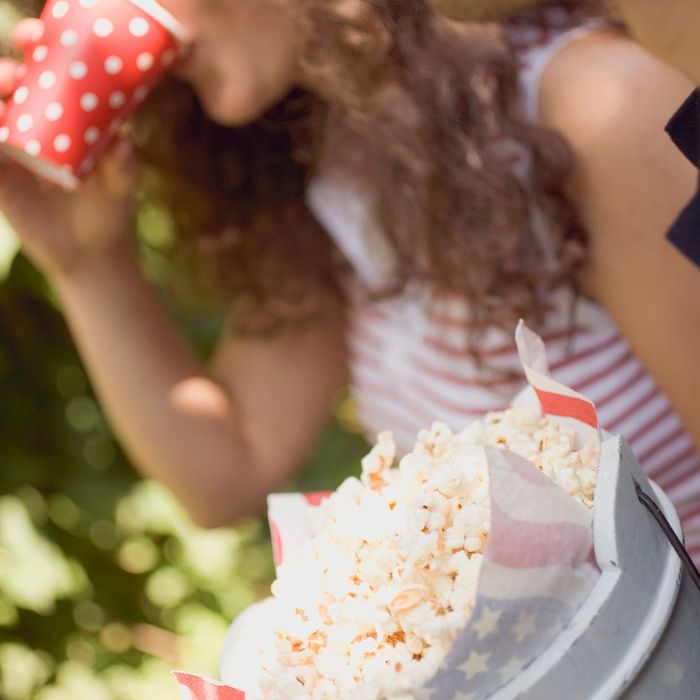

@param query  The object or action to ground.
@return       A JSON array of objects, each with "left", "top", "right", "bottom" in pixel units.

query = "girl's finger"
[
  {"left": 0, "top": 58, "right": 19, "bottom": 96},
  {"left": 11, "top": 19, "right": 45, "bottom": 53}
]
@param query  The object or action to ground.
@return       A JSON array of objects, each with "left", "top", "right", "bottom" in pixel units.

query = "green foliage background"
[
  {"left": 0, "top": 8, "right": 370, "bottom": 696},
  {"left": 0, "top": 216, "right": 368, "bottom": 700}
]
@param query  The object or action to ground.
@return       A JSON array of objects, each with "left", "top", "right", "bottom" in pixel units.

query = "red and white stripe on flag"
[
  {"left": 267, "top": 491, "right": 331, "bottom": 571},
  {"left": 485, "top": 447, "right": 595, "bottom": 574},
  {"left": 516, "top": 320, "right": 600, "bottom": 451},
  {"left": 172, "top": 672, "right": 245, "bottom": 700},
  {"left": 172, "top": 493, "right": 332, "bottom": 699}
]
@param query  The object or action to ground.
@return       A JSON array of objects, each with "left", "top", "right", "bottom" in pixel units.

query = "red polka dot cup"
[{"left": 0, "top": 0, "right": 187, "bottom": 190}]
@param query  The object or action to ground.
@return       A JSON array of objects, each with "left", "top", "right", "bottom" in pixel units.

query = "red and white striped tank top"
[{"left": 307, "top": 6, "right": 700, "bottom": 561}]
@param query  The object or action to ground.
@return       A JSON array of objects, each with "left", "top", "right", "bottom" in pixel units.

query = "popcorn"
[
  {"left": 240, "top": 407, "right": 598, "bottom": 700},
  {"left": 479, "top": 405, "right": 598, "bottom": 508}
]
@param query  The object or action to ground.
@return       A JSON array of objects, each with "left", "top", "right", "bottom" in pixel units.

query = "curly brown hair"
[{"left": 14, "top": 0, "right": 614, "bottom": 342}]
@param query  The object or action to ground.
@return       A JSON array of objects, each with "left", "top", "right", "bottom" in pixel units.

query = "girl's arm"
[
  {"left": 0, "top": 20, "right": 348, "bottom": 528},
  {"left": 53, "top": 244, "right": 348, "bottom": 528},
  {"left": 540, "top": 32, "right": 700, "bottom": 446}
]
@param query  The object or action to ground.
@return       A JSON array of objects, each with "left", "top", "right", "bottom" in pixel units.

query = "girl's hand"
[{"left": 0, "top": 19, "right": 141, "bottom": 281}]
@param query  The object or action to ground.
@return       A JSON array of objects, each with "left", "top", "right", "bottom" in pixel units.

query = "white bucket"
[{"left": 492, "top": 434, "right": 700, "bottom": 699}]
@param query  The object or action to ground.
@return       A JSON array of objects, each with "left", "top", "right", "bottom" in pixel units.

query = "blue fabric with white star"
[{"left": 422, "top": 596, "right": 575, "bottom": 699}]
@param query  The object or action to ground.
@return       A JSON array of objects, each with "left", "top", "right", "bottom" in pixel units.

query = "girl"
[{"left": 1, "top": 1, "right": 699, "bottom": 558}]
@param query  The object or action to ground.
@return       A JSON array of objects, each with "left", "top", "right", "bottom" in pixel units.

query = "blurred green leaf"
[
  {"left": 35, "top": 661, "right": 112, "bottom": 700},
  {"left": 145, "top": 566, "right": 192, "bottom": 608},
  {"left": 0, "top": 497, "right": 87, "bottom": 613},
  {"left": 0, "top": 643, "right": 53, "bottom": 700}
]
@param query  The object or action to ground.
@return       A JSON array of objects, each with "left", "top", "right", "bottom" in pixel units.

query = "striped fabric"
[
  {"left": 345, "top": 289, "right": 700, "bottom": 562},
  {"left": 308, "top": 6, "right": 700, "bottom": 563}
]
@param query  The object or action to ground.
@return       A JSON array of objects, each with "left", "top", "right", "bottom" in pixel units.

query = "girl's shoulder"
[
  {"left": 537, "top": 28, "right": 697, "bottom": 292},
  {"left": 504, "top": 4, "right": 611, "bottom": 122},
  {"left": 537, "top": 30, "right": 692, "bottom": 161}
]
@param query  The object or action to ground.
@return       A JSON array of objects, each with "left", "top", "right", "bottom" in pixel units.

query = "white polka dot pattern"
[
  {"left": 32, "top": 45, "right": 48, "bottom": 63},
  {"left": 80, "top": 92, "right": 99, "bottom": 111},
  {"left": 84, "top": 127, "right": 101, "bottom": 145},
  {"left": 17, "top": 114, "right": 33, "bottom": 132},
  {"left": 38, "top": 71, "right": 57, "bottom": 89},
  {"left": 109, "top": 91, "right": 126, "bottom": 109},
  {"left": 136, "top": 52, "right": 154, "bottom": 71},
  {"left": 52, "top": 1, "right": 69, "bottom": 19},
  {"left": 60, "top": 29, "right": 79, "bottom": 47},
  {"left": 45, "top": 102, "right": 64, "bottom": 121},
  {"left": 69, "top": 61, "right": 89, "bottom": 80},
  {"left": 25, "top": 139, "right": 41, "bottom": 156},
  {"left": 129, "top": 17, "right": 150, "bottom": 38},
  {"left": 13, "top": 86, "right": 29, "bottom": 105},
  {"left": 0, "top": 0, "right": 185, "bottom": 188},
  {"left": 54, "top": 134, "right": 71, "bottom": 152},
  {"left": 104, "top": 56, "right": 123, "bottom": 75},
  {"left": 93, "top": 18, "right": 114, "bottom": 38}
]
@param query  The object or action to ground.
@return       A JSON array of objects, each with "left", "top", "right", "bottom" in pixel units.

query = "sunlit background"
[{"left": 0, "top": 3, "right": 369, "bottom": 697}]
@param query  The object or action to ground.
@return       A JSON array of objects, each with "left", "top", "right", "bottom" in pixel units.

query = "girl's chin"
[{"left": 198, "top": 84, "right": 272, "bottom": 127}]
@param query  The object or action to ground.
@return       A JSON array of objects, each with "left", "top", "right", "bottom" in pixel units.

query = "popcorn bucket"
[
  {"left": 209, "top": 444, "right": 700, "bottom": 700},
  {"left": 0, "top": 0, "right": 187, "bottom": 190},
  {"left": 491, "top": 434, "right": 700, "bottom": 699},
  {"left": 174, "top": 324, "right": 700, "bottom": 700}
]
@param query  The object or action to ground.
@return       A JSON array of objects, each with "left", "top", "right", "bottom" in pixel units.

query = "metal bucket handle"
[{"left": 635, "top": 480, "right": 700, "bottom": 593}]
